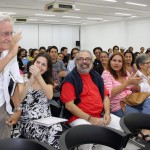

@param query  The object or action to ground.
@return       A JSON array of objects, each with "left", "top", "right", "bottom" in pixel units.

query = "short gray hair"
[
  {"left": 135, "top": 54, "right": 149, "bottom": 70},
  {"left": 0, "top": 14, "right": 13, "bottom": 24},
  {"left": 74, "top": 50, "right": 94, "bottom": 63}
]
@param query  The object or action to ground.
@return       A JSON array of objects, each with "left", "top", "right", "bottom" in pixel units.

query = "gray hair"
[
  {"left": 0, "top": 14, "right": 13, "bottom": 24},
  {"left": 135, "top": 54, "right": 149, "bottom": 70},
  {"left": 74, "top": 50, "right": 94, "bottom": 63}
]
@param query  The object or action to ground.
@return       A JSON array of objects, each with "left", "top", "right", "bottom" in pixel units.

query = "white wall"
[
  {"left": 80, "top": 18, "right": 150, "bottom": 52},
  {"left": 14, "top": 24, "right": 80, "bottom": 53}
]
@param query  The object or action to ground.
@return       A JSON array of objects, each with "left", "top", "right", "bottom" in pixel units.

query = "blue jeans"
[
  {"left": 112, "top": 109, "right": 125, "bottom": 118},
  {"left": 125, "top": 98, "right": 150, "bottom": 114}
]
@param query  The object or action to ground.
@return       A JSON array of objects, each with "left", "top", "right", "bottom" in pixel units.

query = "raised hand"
[
  {"left": 9, "top": 32, "right": 22, "bottom": 57},
  {"left": 29, "top": 65, "right": 41, "bottom": 78}
]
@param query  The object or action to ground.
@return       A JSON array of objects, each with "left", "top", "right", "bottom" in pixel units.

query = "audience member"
[
  {"left": 140, "top": 47, "right": 145, "bottom": 54},
  {"left": 27, "top": 48, "right": 39, "bottom": 73},
  {"left": 61, "top": 50, "right": 121, "bottom": 150},
  {"left": 67, "top": 47, "right": 79, "bottom": 73},
  {"left": 60, "top": 47, "right": 69, "bottom": 68},
  {"left": 0, "top": 14, "right": 23, "bottom": 139},
  {"left": 94, "top": 51, "right": 109, "bottom": 76},
  {"left": 48, "top": 46, "right": 67, "bottom": 117},
  {"left": 108, "top": 48, "right": 113, "bottom": 58},
  {"left": 19, "top": 53, "right": 65, "bottom": 149},
  {"left": 124, "top": 50, "right": 137, "bottom": 75},
  {"left": 102, "top": 52, "right": 141, "bottom": 117},
  {"left": 145, "top": 48, "right": 150, "bottom": 57},
  {"left": 113, "top": 45, "right": 119, "bottom": 53},
  {"left": 17, "top": 48, "right": 29, "bottom": 74},
  {"left": 39, "top": 46, "right": 46, "bottom": 53},
  {"left": 128, "top": 46, "right": 134, "bottom": 52},
  {"left": 93, "top": 47, "right": 102, "bottom": 69},
  {"left": 125, "top": 54, "right": 150, "bottom": 143},
  {"left": 120, "top": 47, "right": 125, "bottom": 53},
  {"left": 57, "top": 53, "right": 64, "bottom": 61}
]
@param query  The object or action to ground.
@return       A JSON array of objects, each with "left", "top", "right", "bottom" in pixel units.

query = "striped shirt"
[{"left": 102, "top": 70, "right": 132, "bottom": 112}]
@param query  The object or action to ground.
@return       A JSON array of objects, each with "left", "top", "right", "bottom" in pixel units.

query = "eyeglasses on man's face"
[
  {"left": 0, "top": 31, "right": 15, "bottom": 37},
  {"left": 76, "top": 57, "right": 92, "bottom": 62}
]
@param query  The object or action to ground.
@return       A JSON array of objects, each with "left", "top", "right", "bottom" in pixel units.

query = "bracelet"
[
  {"left": 14, "top": 106, "right": 22, "bottom": 111},
  {"left": 87, "top": 115, "right": 92, "bottom": 121}
]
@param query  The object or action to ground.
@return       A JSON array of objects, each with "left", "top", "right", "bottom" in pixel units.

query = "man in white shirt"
[{"left": 0, "top": 14, "right": 23, "bottom": 139}]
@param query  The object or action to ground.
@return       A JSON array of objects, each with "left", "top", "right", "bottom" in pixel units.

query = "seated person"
[
  {"left": 19, "top": 53, "right": 66, "bottom": 150},
  {"left": 60, "top": 50, "right": 121, "bottom": 150},
  {"left": 102, "top": 52, "right": 141, "bottom": 118},
  {"left": 67, "top": 47, "right": 79, "bottom": 73},
  {"left": 125, "top": 54, "right": 150, "bottom": 143},
  {"left": 48, "top": 46, "right": 67, "bottom": 117},
  {"left": 124, "top": 50, "right": 137, "bottom": 75}
]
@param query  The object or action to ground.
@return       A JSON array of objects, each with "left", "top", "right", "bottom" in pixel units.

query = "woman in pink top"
[{"left": 102, "top": 52, "right": 141, "bottom": 117}]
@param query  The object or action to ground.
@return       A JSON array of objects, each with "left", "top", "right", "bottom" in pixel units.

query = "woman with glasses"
[{"left": 125, "top": 54, "right": 150, "bottom": 144}]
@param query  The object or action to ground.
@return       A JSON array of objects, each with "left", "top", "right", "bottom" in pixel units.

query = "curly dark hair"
[
  {"left": 107, "top": 52, "right": 127, "bottom": 79},
  {"left": 28, "top": 52, "right": 53, "bottom": 84}
]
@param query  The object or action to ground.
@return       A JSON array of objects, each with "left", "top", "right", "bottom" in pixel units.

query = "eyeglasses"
[
  {"left": 100, "top": 56, "right": 108, "bottom": 59},
  {"left": 76, "top": 57, "right": 92, "bottom": 62},
  {"left": 0, "top": 31, "right": 15, "bottom": 37},
  {"left": 143, "top": 62, "right": 150, "bottom": 65}
]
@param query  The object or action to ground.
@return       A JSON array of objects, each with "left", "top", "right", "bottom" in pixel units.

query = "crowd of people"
[{"left": 1, "top": 13, "right": 150, "bottom": 150}]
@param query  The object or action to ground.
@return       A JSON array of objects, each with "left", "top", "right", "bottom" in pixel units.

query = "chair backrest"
[
  {"left": 59, "top": 125, "right": 129, "bottom": 150},
  {"left": 120, "top": 113, "right": 150, "bottom": 134},
  {"left": 0, "top": 138, "right": 55, "bottom": 150}
]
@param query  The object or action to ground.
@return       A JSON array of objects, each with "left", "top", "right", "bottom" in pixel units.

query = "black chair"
[
  {"left": 120, "top": 113, "right": 150, "bottom": 150},
  {"left": 0, "top": 138, "right": 55, "bottom": 150},
  {"left": 59, "top": 124, "right": 129, "bottom": 150}
]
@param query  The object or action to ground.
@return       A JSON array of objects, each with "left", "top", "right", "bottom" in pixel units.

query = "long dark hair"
[
  {"left": 28, "top": 52, "right": 53, "bottom": 84},
  {"left": 124, "top": 50, "right": 135, "bottom": 66},
  {"left": 107, "top": 52, "right": 127, "bottom": 79}
]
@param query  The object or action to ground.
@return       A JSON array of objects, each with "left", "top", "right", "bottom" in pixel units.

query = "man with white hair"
[{"left": 0, "top": 14, "right": 23, "bottom": 139}]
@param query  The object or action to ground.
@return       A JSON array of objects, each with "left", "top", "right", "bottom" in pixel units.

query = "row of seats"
[{"left": 0, "top": 113, "right": 150, "bottom": 150}]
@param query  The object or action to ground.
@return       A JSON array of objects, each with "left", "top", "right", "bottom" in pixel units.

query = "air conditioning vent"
[
  {"left": 16, "top": 18, "right": 27, "bottom": 22},
  {"left": 14, "top": 18, "right": 27, "bottom": 22},
  {"left": 45, "top": 2, "right": 75, "bottom": 12}
]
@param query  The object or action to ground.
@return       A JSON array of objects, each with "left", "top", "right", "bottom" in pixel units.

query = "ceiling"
[{"left": 0, "top": 0, "right": 150, "bottom": 25}]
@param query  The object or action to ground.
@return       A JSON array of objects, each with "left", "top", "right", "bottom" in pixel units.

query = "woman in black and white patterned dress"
[{"left": 19, "top": 53, "right": 65, "bottom": 150}]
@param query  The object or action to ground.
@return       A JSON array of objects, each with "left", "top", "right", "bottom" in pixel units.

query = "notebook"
[{"left": 33, "top": 116, "right": 68, "bottom": 127}]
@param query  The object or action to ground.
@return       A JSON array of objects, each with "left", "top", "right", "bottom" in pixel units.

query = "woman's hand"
[
  {"left": 127, "top": 76, "right": 142, "bottom": 86},
  {"left": 29, "top": 65, "right": 41, "bottom": 78}
]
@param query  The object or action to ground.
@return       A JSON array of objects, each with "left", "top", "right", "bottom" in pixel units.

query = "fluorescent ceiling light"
[
  {"left": 87, "top": 17, "right": 103, "bottom": 20},
  {"left": 67, "top": 22, "right": 81, "bottom": 24},
  {"left": 102, "top": 0, "right": 117, "bottom": 2},
  {"left": 125, "top": 2, "right": 147, "bottom": 7},
  {"left": 0, "top": 12, "right": 16, "bottom": 15},
  {"left": 28, "top": 19, "right": 37, "bottom": 21},
  {"left": 115, "top": 12, "right": 132, "bottom": 16},
  {"left": 44, "top": 20, "right": 60, "bottom": 22},
  {"left": 62, "top": 16, "right": 81, "bottom": 18},
  {"left": 35, "top": 14, "right": 55, "bottom": 17},
  {"left": 75, "top": 8, "right": 80, "bottom": 11},
  {"left": 131, "top": 16, "right": 138, "bottom": 18}
]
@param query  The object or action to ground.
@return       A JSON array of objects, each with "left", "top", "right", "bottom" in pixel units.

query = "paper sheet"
[{"left": 33, "top": 116, "right": 68, "bottom": 127}]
